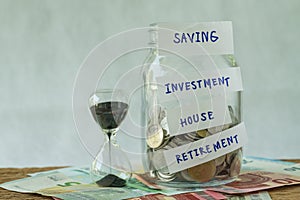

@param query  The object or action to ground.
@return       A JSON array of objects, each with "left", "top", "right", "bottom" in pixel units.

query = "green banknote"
[{"left": 242, "top": 156, "right": 300, "bottom": 177}]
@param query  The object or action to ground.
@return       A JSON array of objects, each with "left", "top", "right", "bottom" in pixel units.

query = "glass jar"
[{"left": 141, "top": 22, "right": 247, "bottom": 187}]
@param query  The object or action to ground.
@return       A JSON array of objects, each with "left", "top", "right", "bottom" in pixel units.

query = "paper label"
[
  {"left": 155, "top": 21, "right": 234, "bottom": 55},
  {"left": 156, "top": 67, "right": 243, "bottom": 103},
  {"left": 163, "top": 122, "right": 247, "bottom": 174},
  {"left": 163, "top": 95, "right": 232, "bottom": 136}
]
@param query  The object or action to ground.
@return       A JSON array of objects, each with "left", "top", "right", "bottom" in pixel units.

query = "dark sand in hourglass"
[
  {"left": 90, "top": 101, "right": 129, "bottom": 133},
  {"left": 96, "top": 174, "right": 126, "bottom": 187}
]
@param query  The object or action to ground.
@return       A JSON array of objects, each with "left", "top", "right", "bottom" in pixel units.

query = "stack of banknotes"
[{"left": 0, "top": 157, "right": 299, "bottom": 200}]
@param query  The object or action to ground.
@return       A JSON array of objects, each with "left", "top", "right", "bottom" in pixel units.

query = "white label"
[
  {"left": 163, "top": 122, "right": 247, "bottom": 174},
  {"left": 156, "top": 67, "right": 243, "bottom": 103},
  {"left": 164, "top": 96, "right": 232, "bottom": 136},
  {"left": 155, "top": 21, "right": 234, "bottom": 55}
]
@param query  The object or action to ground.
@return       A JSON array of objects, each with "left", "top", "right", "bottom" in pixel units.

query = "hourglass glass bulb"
[{"left": 90, "top": 135, "right": 132, "bottom": 185}]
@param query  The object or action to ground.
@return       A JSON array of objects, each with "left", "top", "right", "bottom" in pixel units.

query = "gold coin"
[
  {"left": 215, "top": 155, "right": 226, "bottom": 166},
  {"left": 196, "top": 129, "right": 208, "bottom": 137},
  {"left": 187, "top": 160, "right": 216, "bottom": 182},
  {"left": 146, "top": 124, "right": 164, "bottom": 148},
  {"left": 177, "top": 170, "right": 194, "bottom": 181}
]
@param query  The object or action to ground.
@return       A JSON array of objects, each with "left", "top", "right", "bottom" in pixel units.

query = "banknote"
[
  {"left": 31, "top": 168, "right": 206, "bottom": 196},
  {"left": 127, "top": 191, "right": 271, "bottom": 200},
  {"left": 207, "top": 170, "right": 300, "bottom": 194},
  {"left": 132, "top": 174, "right": 207, "bottom": 195},
  {"left": 1, "top": 167, "right": 194, "bottom": 199},
  {"left": 242, "top": 156, "right": 300, "bottom": 177},
  {"left": 1, "top": 157, "right": 298, "bottom": 199},
  {"left": 28, "top": 166, "right": 90, "bottom": 177},
  {"left": 226, "top": 191, "right": 272, "bottom": 200},
  {"left": 0, "top": 171, "right": 90, "bottom": 193},
  {"left": 37, "top": 183, "right": 149, "bottom": 200}
]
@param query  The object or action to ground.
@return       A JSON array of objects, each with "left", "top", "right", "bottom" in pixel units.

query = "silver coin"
[
  {"left": 159, "top": 109, "right": 171, "bottom": 137},
  {"left": 215, "top": 160, "right": 228, "bottom": 176},
  {"left": 146, "top": 124, "right": 164, "bottom": 148},
  {"left": 167, "top": 140, "right": 178, "bottom": 148},
  {"left": 208, "top": 124, "right": 230, "bottom": 134},
  {"left": 226, "top": 148, "right": 241, "bottom": 164},
  {"left": 148, "top": 170, "right": 157, "bottom": 178},
  {"left": 215, "top": 172, "right": 229, "bottom": 180},
  {"left": 228, "top": 105, "right": 238, "bottom": 126},
  {"left": 229, "top": 153, "right": 242, "bottom": 177},
  {"left": 226, "top": 152, "right": 235, "bottom": 165},
  {"left": 171, "top": 135, "right": 189, "bottom": 146},
  {"left": 184, "top": 132, "right": 201, "bottom": 141},
  {"left": 155, "top": 171, "right": 176, "bottom": 182},
  {"left": 154, "top": 130, "right": 172, "bottom": 150},
  {"left": 151, "top": 150, "right": 168, "bottom": 172}
]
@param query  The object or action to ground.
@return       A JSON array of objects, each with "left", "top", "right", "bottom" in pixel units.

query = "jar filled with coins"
[{"left": 142, "top": 22, "right": 247, "bottom": 187}]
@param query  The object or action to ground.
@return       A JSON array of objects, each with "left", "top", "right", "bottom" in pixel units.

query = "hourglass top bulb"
[{"left": 90, "top": 100, "right": 129, "bottom": 135}]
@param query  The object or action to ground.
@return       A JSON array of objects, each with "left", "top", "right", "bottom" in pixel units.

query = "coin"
[
  {"left": 215, "top": 170, "right": 230, "bottom": 180},
  {"left": 215, "top": 155, "right": 226, "bottom": 166},
  {"left": 187, "top": 160, "right": 216, "bottom": 182},
  {"left": 152, "top": 150, "right": 168, "bottom": 172},
  {"left": 228, "top": 105, "right": 238, "bottom": 126},
  {"left": 215, "top": 160, "right": 228, "bottom": 176},
  {"left": 167, "top": 140, "right": 178, "bottom": 148},
  {"left": 155, "top": 130, "right": 172, "bottom": 150},
  {"left": 156, "top": 171, "right": 176, "bottom": 182},
  {"left": 196, "top": 129, "right": 209, "bottom": 138},
  {"left": 226, "top": 148, "right": 241, "bottom": 164},
  {"left": 229, "top": 153, "right": 242, "bottom": 177},
  {"left": 229, "top": 149, "right": 242, "bottom": 177},
  {"left": 208, "top": 124, "right": 230, "bottom": 134},
  {"left": 149, "top": 170, "right": 157, "bottom": 178},
  {"left": 146, "top": 124, "right": 164, "bottom": 148},
  {"left": 159, "top": 109, "right": 171, "bottom": 137},
  {"left": 184, "top": 132, "right": 201, "bottom": 141},
  {"left": 226, "top": 150, "right": 237, "bottom": 164},
  {"left": 171, "top": 135, "right": 189, "bottom": 146},
  {"left": 178, "top": 170, "right": 195, "bottom": 181}
]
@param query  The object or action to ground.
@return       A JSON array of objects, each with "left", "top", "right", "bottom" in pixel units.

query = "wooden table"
[{"left": 0, "top": 161, "right": 299, "bottom": 200}]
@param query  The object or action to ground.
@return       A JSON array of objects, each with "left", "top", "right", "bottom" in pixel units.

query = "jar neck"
[{"left": 149, "top": 26, "right": 158, "bottom": 51}]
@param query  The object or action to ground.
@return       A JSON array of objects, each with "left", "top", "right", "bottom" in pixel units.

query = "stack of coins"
[
  {"left": 147, "top": 105, "right": 243, "bottom": 183},
  {"left": 176, "top": 148, "right": 243, "bottom": 182}
]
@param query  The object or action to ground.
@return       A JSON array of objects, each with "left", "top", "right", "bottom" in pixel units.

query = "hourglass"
[{"left": 89, "top": 89, "right": 132, "bottom": 187}]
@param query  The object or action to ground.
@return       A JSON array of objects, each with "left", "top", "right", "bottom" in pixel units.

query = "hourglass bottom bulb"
[
  {"left": 90, "top": 159, "right": 132, "bottom": 182},
  {"left": 90, "top": 144, "right": 132, "bottom": 185}
]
